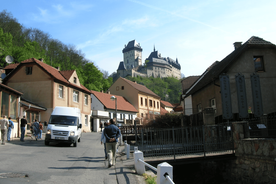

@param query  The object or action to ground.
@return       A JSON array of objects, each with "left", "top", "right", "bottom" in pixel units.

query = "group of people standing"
[
  {"left": 0, "top": 115, "right": 44, "bottom": 144},
  {"left": 0, "top": 115, "right": 15, "bottom": 145},
  {"left": 101, "top": 119, "right": 121, "bottom": 167},
  {"left": 20, "top": 116, "right": 43, "bottom": 141}
]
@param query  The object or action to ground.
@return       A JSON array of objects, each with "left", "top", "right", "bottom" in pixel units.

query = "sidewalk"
[{"left": 115, "top": 145, "right": 147, "bottom": 184}]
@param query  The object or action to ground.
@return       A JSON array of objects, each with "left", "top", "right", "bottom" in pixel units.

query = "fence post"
[
  {"left": 134, "top": 148, "right": 145, "bottom": 175},
  {"left": 157, "top": 162, "right": 173, "bottom": 184}
]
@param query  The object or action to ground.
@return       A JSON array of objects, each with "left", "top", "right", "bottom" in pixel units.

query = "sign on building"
[
  {"left": 219, "top": 74, "right": 233, "bottom": 119},
  {"left": 235, "top": 73, "right": 248, "bottom": 118},
  {"left": 251, "top": 73, "right": 263, "bottom": 117}
]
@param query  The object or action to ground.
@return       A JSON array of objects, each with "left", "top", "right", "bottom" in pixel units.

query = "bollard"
[
  {"left": 126, "top": 143, "right": 130, "bottom": 159},
  {"left": 134, "top": 146, "right": 138, "bottom": 152},
  {"left": 134, "top": 150, "right": 145, "bottom": 175},
  {"left": 157, "top": 162, "right": 173, "bottom": 184},
  {"left": 119, "top": 134, "right": 123, "bottom": 146}
]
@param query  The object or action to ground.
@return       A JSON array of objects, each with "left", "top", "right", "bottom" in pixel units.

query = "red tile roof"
[
  {"left": 60, "top": 70, "right": 75, "bottom": 80},
  {"left": 160, "top": 106, "right": 169, "bottom": 115},
  {"left": 119, "top": 77, "right": 160, "bottom": 98},
  {"left": 4, "top": 63, "right": 19, "bottom": 70},
  {"left": 160, "top": 100, "right": 174, "bottom": 108},
  {"left": 0, "top": 83, "right": 23, "bottom": 95},
  {"left": 91, "top": 90, "right": 138, "bottom": 113}
]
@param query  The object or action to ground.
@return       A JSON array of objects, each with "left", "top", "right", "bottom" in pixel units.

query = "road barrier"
[{"left": 133, "top": 147, "right": 174, "bottom": 184}]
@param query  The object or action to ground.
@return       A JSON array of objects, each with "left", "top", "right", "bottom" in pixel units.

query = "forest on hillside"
[
  {"left": 0, "top": 10, "right": 183, "bottom": 104},
  {"left": 0, "top": 10, "right": 112, "bottom": 92}
]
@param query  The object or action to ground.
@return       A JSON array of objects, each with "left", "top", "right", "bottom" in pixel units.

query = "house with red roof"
[
  {"left": 2, "top": 58, "right": 92, "bottom": 132},
  {"left": 91, "top": 90, "right": 138, "bottom": 131},
  {"left": 160, "top": 100, "right": 174, "bottom": 113},
  {"left": 108, "top": 77, "right": 161, "bottom": 124}
]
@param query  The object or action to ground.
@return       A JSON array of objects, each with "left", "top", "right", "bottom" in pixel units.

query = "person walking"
[
  {"left": 20, "top": 116, "right": 28, "bottom": 142},
  {"left": 38, "top": 121, "right": 43, "bottom": 139},
  {"left": 101, "top": 122, "right": 109, "bottom": 160},
  {"left": 7, "top": 117, "right": 14, "bottom": 142},
  {"left": 104, "top": 119, "right": 121, "bottom": 167},
  {"left": 33, "top": 119, "right": 40, "bottom": 141},
  {"left": 1, "top": 115, "right": 9, "bottom": 145}
]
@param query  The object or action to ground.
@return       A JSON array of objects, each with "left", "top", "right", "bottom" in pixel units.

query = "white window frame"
[
  {"left": 73, "top": 90, "right": 79, "bottom": 102},
  {"left": 59, "top": 85, "right": 63, "bottom": 98},
  {"left": 84, "top": 95, "right": 88, "bottom": 105},
  {"left": 85, "top": 115, "right": 88, "bottom": 126}
]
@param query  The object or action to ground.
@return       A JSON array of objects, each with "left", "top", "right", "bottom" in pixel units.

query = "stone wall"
[{"left": 230, "top": 122, "right": 276, "bottom": 184}]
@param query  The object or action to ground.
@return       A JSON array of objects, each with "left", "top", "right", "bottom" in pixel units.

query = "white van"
[{"left": 45, "top": 106, "right": 82, "bottom": 147}]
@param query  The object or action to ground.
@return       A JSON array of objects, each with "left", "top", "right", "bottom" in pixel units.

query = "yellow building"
[
  {"left": 3, "top": 58, "right": 91, "bottom": 132},
  {"left": 108, "top": 77, "right": 160, "bottom": 124}
]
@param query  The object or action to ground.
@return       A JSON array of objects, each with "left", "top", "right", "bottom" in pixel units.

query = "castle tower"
[{"left": 122, "top": 40, "right": 142, "bottom": 69}]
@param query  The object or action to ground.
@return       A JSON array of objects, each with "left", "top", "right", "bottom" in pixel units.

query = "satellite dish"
[
  {"left": 1, "top": 73, "right": 6, "bottom": 79},
  {"left": 5, "top": 55, "right": 14, "bottom": 64}
]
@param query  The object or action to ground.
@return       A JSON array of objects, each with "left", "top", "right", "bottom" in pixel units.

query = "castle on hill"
[{"left": 113, "top": 40, "right": 181, "bottom": 80}]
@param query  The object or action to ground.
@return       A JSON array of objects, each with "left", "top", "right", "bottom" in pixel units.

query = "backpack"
[{"left": 9, "top": 121, "right": 14, "bottom": 129}]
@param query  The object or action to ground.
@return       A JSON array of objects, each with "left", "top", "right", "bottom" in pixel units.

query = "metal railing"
[
  {"left": 134, "top": 147, "right": 174, "bottom": 184},
  {"left": 134, "top": 123, "right": 234, "bottom": 158}
]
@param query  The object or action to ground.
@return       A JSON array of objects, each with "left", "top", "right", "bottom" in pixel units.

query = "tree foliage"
[
  {"left": 0, "top": 10, "right": 112, "bottom": 92},
  {"left": 126, "top": 76, "right": 182, "bottom": 104}
]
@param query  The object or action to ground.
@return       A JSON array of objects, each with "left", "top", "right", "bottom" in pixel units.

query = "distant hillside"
[{"left": 125, "top": 76, "right": 182, "bottom": 104}]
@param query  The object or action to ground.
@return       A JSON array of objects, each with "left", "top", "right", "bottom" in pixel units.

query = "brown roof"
[
  {"left": 0, "top": 83, "right": 23, "bottom": 95},
  {"left": 119, "top": 77, "right": 160, "bottom": 98},
  {"left": 160, "top": 100, "right": 174, "bottom": 108},
  {"left": 60, "top": 70, "right": 75, "bottom": 80},
  {"left": 21, "top": 58, "right": 69, "bottom": 84},
  {"left": 91, "top": 90, "right": 138, "bottom": 113},
  {"left": 4, "top": 63, "right": 19, "bottom": 70},
  {"left": 173, "top": 103, "right": 183, "bottom": 112},
  {"left": 160, "top": 106, "right": 169, "bottom": 115}
]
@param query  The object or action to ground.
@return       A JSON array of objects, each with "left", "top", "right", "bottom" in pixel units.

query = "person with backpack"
[
  {"left": 104, "top": 119, "right": 121, "bottom": 167},
  {"left": 7, "top": 117, "right": 14, "bottom": 142},
  {"left": 1, "top": 115, "right": 9, "bottom": 145},
  {"left": 33, "top": 119, "right": 40, "bottom": 141}
]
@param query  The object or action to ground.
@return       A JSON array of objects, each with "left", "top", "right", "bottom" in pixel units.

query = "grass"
[{"left": 143, "top": 173, "right": 157, "bottom": 184}]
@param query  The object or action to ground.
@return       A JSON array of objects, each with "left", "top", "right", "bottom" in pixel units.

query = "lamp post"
[{"left": 110, "top": 96, "right": 117, "bottom": 124}]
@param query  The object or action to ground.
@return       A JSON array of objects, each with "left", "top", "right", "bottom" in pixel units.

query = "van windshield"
[{"left": 49, "top": 115, "right": 78, "bottom": 126}]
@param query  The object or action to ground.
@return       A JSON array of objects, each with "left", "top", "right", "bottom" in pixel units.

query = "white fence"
[{"left": 133, "top": 146, "right": 174, "bottom": 184}]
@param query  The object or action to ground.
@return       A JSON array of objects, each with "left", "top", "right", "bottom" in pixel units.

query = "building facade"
[{"left": 3, "top": 58, "right": 92, "bottom": 132}]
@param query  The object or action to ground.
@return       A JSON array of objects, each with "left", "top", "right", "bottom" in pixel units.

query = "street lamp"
[{"left": 110, "top": 96, "right": 117, "bottom": 124}]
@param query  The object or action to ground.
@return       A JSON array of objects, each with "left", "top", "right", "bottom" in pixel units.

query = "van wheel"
[
  {"left": 78, "top": 137, "right": 80, "bottom": 142},
  {"left": 73, "top": 141, "right": 77, "bottom": 147},
  {"left": 45, "top": 141, "right": 49, "bottom": 146}
]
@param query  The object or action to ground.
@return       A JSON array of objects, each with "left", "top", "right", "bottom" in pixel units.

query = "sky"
[{"left": 1, "top": 0, "right": 276, "bottom": 77}]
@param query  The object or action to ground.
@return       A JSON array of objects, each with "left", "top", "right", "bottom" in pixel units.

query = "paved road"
[{"left": 0, "top": 132, "right": 118, "bottom": 184}]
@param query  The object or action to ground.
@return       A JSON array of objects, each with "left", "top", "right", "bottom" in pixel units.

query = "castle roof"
[
  {"left": 146, "top": 49, "right": 181, "bottom": 70},
  {"left": 117, "top": 61, "right": 126, "bottom": 70},
  {"left": 122, "top": 40, "right": 142, "bottom": 53}
]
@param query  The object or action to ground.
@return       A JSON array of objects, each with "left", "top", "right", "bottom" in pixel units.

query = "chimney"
[
  {"left": 39, "top": 58, "right": 44, "bottom": 62},
  {"left": 107, "top": 90, "right": 110, "bottom": 94},
  {"left": 233, "top": 42, "right": 242, "bottom": 50},
  {"left": 55, "top": 67, "right": 60, "bottom": 71}
]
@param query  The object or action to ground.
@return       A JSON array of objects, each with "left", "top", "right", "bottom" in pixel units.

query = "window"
[
  {"left": 145, "top": 99, "right": 147, "bottom": 106},
  {"left": 210, "top": 98, "right": 216, "bottom": 109},
  {"left": 84, "top": 95, "right": 88, "bottom": 105},
  {"left": 141, "top": 113, "right": 143, "bottom": 117},
  {"left": 10, "top": 95, "right": 16, "bottom": 119},
  {"left": 140, "top": 97, "right": 143, "bottom": 106},
  {"left": 85, "top": 115, "right": 88, "bottom": 126},
  {"left": 121, "top": 86, "right": 124, "bottom": 90},
  {"left": 157, "top": 102, "right": 159, "bottom": 109},
  {"left": 73, "top": 90, "right": 79, "bottom": 102},
  {"left": 25, "top": 67, "right": 32, "bottom": 75},
  {"left": 74, "top": 77, "right": 77, "bottom": 84},
  {"left": 197, "top": 104, "right": 202, "bottom": 113},
  {"left": 154, "top": 101, "right": 156, "bottom": 108},
  {"left": 149, "top": 100, "right": 152, "bottom": 107},
  {"left": 59, "top": 85, "right": 63, "bottom": 98},
  {"left": 254, "top": 56, "right": 265, "bottom": 72}
]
